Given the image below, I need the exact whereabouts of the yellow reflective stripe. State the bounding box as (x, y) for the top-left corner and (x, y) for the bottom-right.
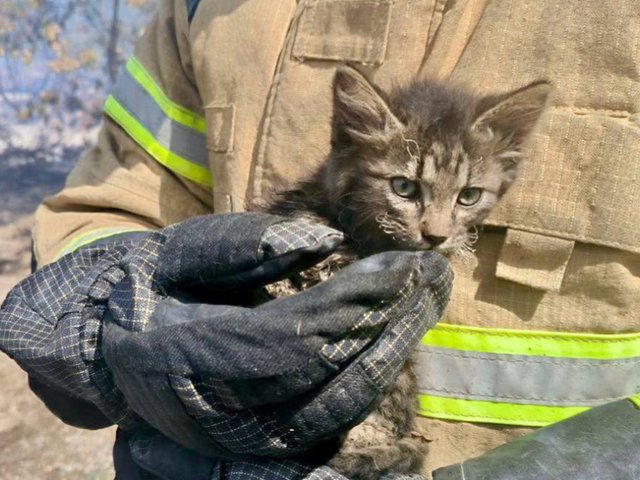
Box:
(417, 394), (589, 427)
(54, 227), (148, 260)
(422, 322), (640, 360)
(105, 95), (212, 187)
(419, 324), (640, 426)
(126, 57), (206, 133)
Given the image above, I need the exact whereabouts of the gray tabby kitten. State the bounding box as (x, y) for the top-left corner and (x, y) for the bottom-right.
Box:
(263, 66), (551, 479)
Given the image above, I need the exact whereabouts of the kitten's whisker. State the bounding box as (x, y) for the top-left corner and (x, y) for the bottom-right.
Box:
(466, 226), (479, 245)
(461, 240), (477, 254)
(375, 212), (412, 244)
(452, 247), (476, 267)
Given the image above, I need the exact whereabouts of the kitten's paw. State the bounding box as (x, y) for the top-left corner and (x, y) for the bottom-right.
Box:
(329, 436), (428, 480)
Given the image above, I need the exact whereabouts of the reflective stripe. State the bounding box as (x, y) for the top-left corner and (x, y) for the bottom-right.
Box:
(125, 57), (206, 134)
(105, 57), (211, 187)
(417, 323), (640, 426)
(422, 322), (640, 360)
(416, 345), (640, 407)
(54, 227), (148, 260)
(417, 395), (590, 427)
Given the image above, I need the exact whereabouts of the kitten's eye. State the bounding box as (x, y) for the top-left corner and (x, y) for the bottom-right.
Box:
(391, 177), (419, 198)
(457, 187), (482, 206)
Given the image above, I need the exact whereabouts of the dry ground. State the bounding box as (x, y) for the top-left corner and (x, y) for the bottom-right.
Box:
(0, 215), (116, 480)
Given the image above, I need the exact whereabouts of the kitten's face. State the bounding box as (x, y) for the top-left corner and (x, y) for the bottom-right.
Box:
(340, 133), (506, 255)
(326, 67), (550, 257)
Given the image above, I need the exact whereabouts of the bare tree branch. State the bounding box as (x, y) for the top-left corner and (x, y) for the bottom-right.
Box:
(106, 0), (121, 85)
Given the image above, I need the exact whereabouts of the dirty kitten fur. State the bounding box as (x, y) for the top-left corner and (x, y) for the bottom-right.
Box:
(262, 66), (550, 479)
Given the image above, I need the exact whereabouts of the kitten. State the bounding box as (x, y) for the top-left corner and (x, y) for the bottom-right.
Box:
(262, 66), (551, 479)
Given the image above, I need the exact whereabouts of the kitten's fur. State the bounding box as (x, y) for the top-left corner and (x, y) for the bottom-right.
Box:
(262, 66), (550, 479)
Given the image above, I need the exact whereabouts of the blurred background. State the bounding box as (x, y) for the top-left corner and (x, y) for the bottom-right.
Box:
(0, 1), (154, 478)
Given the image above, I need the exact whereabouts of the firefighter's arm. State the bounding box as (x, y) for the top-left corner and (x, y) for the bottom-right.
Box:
(33, 0), (210, 266)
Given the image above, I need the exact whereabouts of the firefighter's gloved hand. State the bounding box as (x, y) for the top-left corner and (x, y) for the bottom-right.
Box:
(128, 427), (425, 480)
(0, 213), (452, 462)
(104, 223), (452, 460)
(0, 213), (342, 429)
(433, 399), (640, 480)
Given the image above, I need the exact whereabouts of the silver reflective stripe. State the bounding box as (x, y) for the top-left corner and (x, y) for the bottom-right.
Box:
(111, 68), (208, 169)
(416, 345), (640, 407)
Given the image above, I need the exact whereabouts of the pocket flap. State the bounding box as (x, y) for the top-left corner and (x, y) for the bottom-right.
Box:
(496, 229), (575, 292)
(486, 112), (640, 254)
(292, 0), (393, 64)
(204, 104), (235, 153)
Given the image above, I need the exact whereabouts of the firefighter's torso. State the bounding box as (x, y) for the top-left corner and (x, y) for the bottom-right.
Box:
(109, 0), (640, 474)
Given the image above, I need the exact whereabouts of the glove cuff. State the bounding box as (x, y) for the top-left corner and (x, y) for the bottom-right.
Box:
(0, 234), (153, 429)
(154, 214), (343, 291)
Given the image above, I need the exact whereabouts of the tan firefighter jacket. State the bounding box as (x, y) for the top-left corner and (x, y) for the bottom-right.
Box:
(33, 0), (640, 476)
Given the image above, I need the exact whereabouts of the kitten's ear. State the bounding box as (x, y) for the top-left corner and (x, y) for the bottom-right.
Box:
(472, 80), (552, 157)
(332, 65), (402, 146)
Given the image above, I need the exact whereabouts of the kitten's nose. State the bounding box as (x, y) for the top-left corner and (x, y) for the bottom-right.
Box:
(423, 235), (448, 247)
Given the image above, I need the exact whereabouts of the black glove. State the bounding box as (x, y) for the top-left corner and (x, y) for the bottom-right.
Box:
(0, 213), (452, 463)
(433, 399), (640, 480)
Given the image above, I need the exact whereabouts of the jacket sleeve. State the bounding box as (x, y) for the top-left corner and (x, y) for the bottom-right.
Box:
(33, 0), (213, 266)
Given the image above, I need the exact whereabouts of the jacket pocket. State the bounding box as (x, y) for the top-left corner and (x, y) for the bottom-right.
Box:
(487, 111), (640, 255)
(292, 0), (393, 65)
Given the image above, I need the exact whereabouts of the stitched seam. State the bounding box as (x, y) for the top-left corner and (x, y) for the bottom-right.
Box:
(417, 406), (583, 423)
(482, 221), (640, 252)
(431, 326), (640, 344)
(422, 386), (629, 404)
(302, 0), (393, 5)
(552, 105), (635, 117)
(253, 2), (306, 199)
(423, 349), (640, 366)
